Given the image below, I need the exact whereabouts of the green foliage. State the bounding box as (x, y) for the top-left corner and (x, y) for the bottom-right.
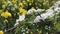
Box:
(0, 0), (60, 34)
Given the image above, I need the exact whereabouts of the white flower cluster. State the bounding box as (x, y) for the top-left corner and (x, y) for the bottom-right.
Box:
(27, 8), (44, 14)
(14, 15), (25, 26)
(54, 1), (60, 14)
(34, 9), (54, 23)
(21, 27), (29, 34)
(34, 1), (60, 23)
(14, 8), (44, 26)
(14, 1), (60, 26)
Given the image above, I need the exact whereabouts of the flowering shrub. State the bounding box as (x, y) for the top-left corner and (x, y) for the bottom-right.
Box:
(0, 0), (60, 34)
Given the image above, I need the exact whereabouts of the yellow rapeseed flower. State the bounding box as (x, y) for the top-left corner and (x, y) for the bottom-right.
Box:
(30, 32), (33, 34)
(2, 5), (6, 8)
(2, 1), (6, 5)
(23, 1), (25, 3)
(11, 0), (16, 3)
(19, 2), (23, 6)
(14, 4), (17, 8)
(27, 0), (33, 2)
(2, 1), (6, 8)
(1, 10), (12, 18)
(22, 10), (27, 15)
(38, 30), (42, 34)
(23, 1), (26, 4)
(27, 0), (30, 2)
(19, 8), (27, 15)
(43, 2), (46, 5)
(0, 30), (4, 34)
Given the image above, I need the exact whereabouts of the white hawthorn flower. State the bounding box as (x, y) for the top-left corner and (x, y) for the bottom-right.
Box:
(46, 9), (54, 17)
(36, 9), (43, 12)
(14, 19), (19, 26)
(21, 29), (25, 32)
(34, 16), (41, 23)
(14, 15), (25, 26)
(34, 13), (48, 23)
(19, 15), (25, 21)
(47, 13), (54, 17)
(41, 13), (48, 19)
(27, 8), (36, 14)
(54, 7), (60, 13)
(23, 33), (25, 34)
(40, 12), (54, 20)
(54, 1), (60, 7)
(27, 9), (32, 14)
(46, 9), (54, 13)
(7, 1), (11, 4)
(26, 31), (29, 33)
(34, 16), (40, 23)
(53, 1), (60, 14)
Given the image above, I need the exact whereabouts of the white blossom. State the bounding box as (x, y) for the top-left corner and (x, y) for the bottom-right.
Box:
(21, 29), (25, 32)
(15, 1), (60, 24)
(36, 9), (43, 12)
(54, 1), (60, 7)
(54, 7), (60, 13)
(34, 16), (43, 23)
(27, 8), (36, 14)
(46, 9), (54, 13)
(23, 33), (25, 34)
(26, 31), (29, 33)
(27, 9), (32, 14)
(34, 12), (54, 23)
(41, 13), (48, 19)
(22, 28), (24, 30)
(53, 1), (60, 15)
(45, 25), (48, 30)
(46, 9), (54, 17)
(26, 28), (28, 29)
(34, 9), (54, 23)
(27, 8), (45, 14)
(7, 1), (11, 4)
(14, 19), (19, 26)
(15, 15), (25, 23)
(14, 15), (25, 26)
(19, 15), (25, 21)
(48, 13), (54, 17)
